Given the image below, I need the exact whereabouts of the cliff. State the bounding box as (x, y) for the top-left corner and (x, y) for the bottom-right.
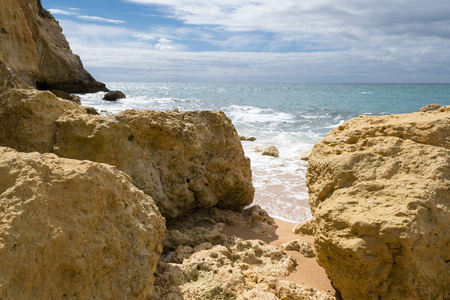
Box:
(0, 0), (107, 93)
(307, 105), (450, 299)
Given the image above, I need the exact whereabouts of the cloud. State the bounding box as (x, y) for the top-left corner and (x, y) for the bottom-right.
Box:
(49, 7), (125, 24)
(48, 9), (78, 16)
(52, 1), (450, 83)
(155, 37), (185, 51)
(57, 20), (450, 83)
(76, 15), (125, 24)
(125, 0), (450, 50)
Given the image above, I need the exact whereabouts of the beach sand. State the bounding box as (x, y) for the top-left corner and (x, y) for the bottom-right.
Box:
(225, 218), (336, 297)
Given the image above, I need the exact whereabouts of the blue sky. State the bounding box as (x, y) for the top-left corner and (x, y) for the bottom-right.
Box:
(42, 0), (450, 83)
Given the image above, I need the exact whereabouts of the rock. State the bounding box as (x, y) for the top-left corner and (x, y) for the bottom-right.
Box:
(240, 135), (256, 141)
(103, 90), (126, 101)
(154, 208), (333, 300)
(0, 147), (165, 299)
(252, 145), (280, 157)
(0, 60), (30, 92)
(281, 240), (316, 258)
(51, 89), (81, 104)
(307, 106), (450, 299)
(0, 0), (107, 92)
(417, 103), (441, 112)
(292, 219), (314, 235)
(0, 87), (254, 219)
(53, 109), (254, 218)
(0, 88), (83, 153)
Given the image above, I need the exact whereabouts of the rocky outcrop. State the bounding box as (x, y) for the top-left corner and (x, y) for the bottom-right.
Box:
(0, 147), (165, 299)
(307, 106), (450, 299)
(54, 109), (254, 218)
(0, 91), (254, 218)
(0, 0), (107, 93)
(155, 207), (334, 300)
(103, 90), (126, 101)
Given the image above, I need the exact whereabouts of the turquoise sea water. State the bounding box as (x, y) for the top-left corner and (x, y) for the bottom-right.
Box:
(78, 83), (450, 222)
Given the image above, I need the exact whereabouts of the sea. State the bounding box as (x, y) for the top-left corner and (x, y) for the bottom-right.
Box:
(77, 83), (450, 223)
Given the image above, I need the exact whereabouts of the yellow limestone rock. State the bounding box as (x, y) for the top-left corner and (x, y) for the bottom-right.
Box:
(0, 147), (165, 299)
(0, 85), (254, 219)
(0, 88), (86, 153)
(155, 208), (334, 300)
(54, 109), (254, 218)
(307, 106), (450, 299)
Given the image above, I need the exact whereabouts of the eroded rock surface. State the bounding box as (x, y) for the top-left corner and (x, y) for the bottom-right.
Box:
(0, 89), (82, 153)
(307, 106), (450, 299)
(0, 147), (165, 299)
(0, 84), (254, 219)
(281, 240), (316, 258)
(54, 109), (254, 218)
(0, 0), (107, 92)
(252, 145), (280, 157)
(155, 207), (334, 300)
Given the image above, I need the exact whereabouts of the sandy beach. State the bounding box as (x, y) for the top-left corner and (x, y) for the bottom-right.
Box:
(225, 217), (336, 297)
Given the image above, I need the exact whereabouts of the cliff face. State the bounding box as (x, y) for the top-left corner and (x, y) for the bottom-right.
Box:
(307, 106), (450, 299)
(0, 0), (107, 93)
(0, 147), (165, 299)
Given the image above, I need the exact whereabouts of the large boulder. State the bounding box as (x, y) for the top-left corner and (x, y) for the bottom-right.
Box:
(0, 147), (165, 299)
(54, 109), (254, 218)
(0, 0), (107, 92)
(306, 106), (450, 299)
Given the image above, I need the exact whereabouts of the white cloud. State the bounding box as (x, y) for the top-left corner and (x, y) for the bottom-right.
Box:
(77, 15), (125, 24)
(125, 0), (450, 50)
(49, 7), (125, 24)
(48, 9), (78, 16)
(155, 37), (185, 51)
(59, 18), (450, 83)
(53, 1), (450, 83)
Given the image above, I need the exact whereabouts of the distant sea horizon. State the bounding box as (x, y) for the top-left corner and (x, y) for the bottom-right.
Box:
(78, 82), (450, 222)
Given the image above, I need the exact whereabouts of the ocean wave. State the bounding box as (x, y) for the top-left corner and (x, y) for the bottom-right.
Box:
(223, 105), (296, 124)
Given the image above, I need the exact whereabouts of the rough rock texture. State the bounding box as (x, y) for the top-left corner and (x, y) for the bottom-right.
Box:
(0, 61), (31, 92)
(0, 88), (85, 153)
(0, 0), (107, 92)
(281, 240), (316, 258)
(307, 106), (450, 299)
(54, 109), (254, 218)
(103, 90), (126, 101)
(155, 207), (334, 300)
(51, 89), (81, 104)
(0, 86), (254, 219)
(292, 219), (314, 235)
(252, 145), (280, 157)
(0, 147), (165, 299)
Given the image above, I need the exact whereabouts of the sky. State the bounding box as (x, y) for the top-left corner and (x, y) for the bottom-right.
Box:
(42, 0), (450, 83)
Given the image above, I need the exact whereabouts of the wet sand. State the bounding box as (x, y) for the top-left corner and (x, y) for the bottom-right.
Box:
(225, 218), (336, 297)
